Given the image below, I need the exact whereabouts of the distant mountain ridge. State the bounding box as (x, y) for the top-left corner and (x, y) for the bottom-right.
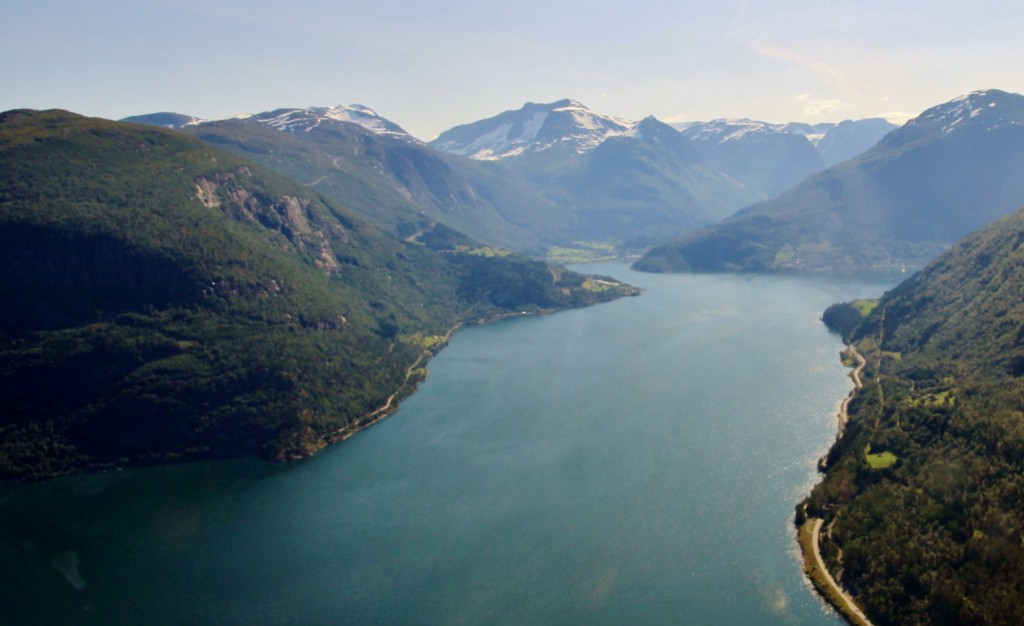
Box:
(674, 117), (897, 167)
(637, 89), (1024, 273)
(677, 118), (827, 199)
(124, 99), (898, 256)
(126, 104), (417, 141)
(814, 118), (898, 165)
(531, 114), (759, 245)
(242, 104), (418, 141)
(428, 99), (766, 247)
(130, 100), (763, 252)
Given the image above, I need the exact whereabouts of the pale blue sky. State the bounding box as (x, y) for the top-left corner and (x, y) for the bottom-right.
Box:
(5, 0), (1024, 139)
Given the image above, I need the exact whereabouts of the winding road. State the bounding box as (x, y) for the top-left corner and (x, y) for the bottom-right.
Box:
(808, 518), (875, 626)
(805, 342), (875, 626)
(837, 344), (866, 430)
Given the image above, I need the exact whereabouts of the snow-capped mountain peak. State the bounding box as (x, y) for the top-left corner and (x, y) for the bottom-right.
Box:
(676, 116), (896, 167)
(678, 118), (796, 144)
(236, 105), (417, 141)
(910, 89), (1024, 135)
(430, 99), (639, 160)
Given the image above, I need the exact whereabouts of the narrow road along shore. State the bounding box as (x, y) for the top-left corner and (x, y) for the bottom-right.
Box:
(801, 341), (874, 626)
(806, 518), (875, 626)
(837, 344), (867, 430)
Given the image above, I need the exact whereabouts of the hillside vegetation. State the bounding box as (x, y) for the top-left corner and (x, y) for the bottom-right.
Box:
(0, 110), (637, 480)
(185, 118), (574, 255)
(803, 207), (1024, 625)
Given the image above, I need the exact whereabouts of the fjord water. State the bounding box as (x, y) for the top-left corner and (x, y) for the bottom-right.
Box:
(0, 266), (896, 625)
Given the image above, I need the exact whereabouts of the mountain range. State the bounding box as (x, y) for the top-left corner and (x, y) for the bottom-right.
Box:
(124, 104), (414, 140)
(128, 99), (896, 256)
(676, 117), (896, 198)
(430, 99), (764, 248)
(637, 89), (1024, 273)
(127, 106), (569, 254)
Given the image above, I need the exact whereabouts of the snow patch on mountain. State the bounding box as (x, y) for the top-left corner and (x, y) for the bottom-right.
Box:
(453, 122), (516, 160)
(431, 99), (639, 160)
(233, 105), (418, 141)
(680, 119), (791, 144)
(677, 118), (833, 146)
(912, 89), (1023, 135)
(677, 117), (896, 166)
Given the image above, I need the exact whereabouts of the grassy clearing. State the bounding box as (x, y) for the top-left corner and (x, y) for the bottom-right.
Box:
(463, 246), (511, 257)
(773, 244), (797, 267)
(581, 278), (621, 293)
(546, 241), (618, 264)
(852, 299), (880, 316)
(909, 389), (956, 409)
(399, 333), (447, 351)
(865, 446), (899, 469)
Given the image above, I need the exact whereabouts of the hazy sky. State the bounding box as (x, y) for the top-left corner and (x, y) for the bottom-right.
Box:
(5, 0), (1024, 140)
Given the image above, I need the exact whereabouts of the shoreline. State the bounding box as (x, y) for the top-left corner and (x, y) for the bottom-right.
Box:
(316, 318), (468, 450)
(837, 344), (866, 431)
(310, 302), (603, 456)
(798, 342), (874, 626)
(797, 515), (874, 626)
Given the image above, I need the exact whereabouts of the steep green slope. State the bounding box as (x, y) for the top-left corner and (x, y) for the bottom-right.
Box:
(637, 89), (1024, 273)
(802, 207), (1024, 625)
(0, 110), (637, 480)
(182, 118), (574, 254)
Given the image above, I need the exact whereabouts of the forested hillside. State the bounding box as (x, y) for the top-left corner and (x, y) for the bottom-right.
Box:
(804, 206), (1024, 625)
(0, 110), (637, 480)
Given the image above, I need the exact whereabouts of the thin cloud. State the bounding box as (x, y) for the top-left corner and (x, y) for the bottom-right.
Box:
(794, 93), (846, 116)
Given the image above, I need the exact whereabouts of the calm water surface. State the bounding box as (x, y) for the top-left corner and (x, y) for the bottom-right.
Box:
(0, 265), (897, 625)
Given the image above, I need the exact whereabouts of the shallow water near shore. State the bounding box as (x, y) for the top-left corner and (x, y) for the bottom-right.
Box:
(0, 264), (897, 625)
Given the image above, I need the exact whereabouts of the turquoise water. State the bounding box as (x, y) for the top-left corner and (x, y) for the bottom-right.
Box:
(0, 266), (896, 625)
